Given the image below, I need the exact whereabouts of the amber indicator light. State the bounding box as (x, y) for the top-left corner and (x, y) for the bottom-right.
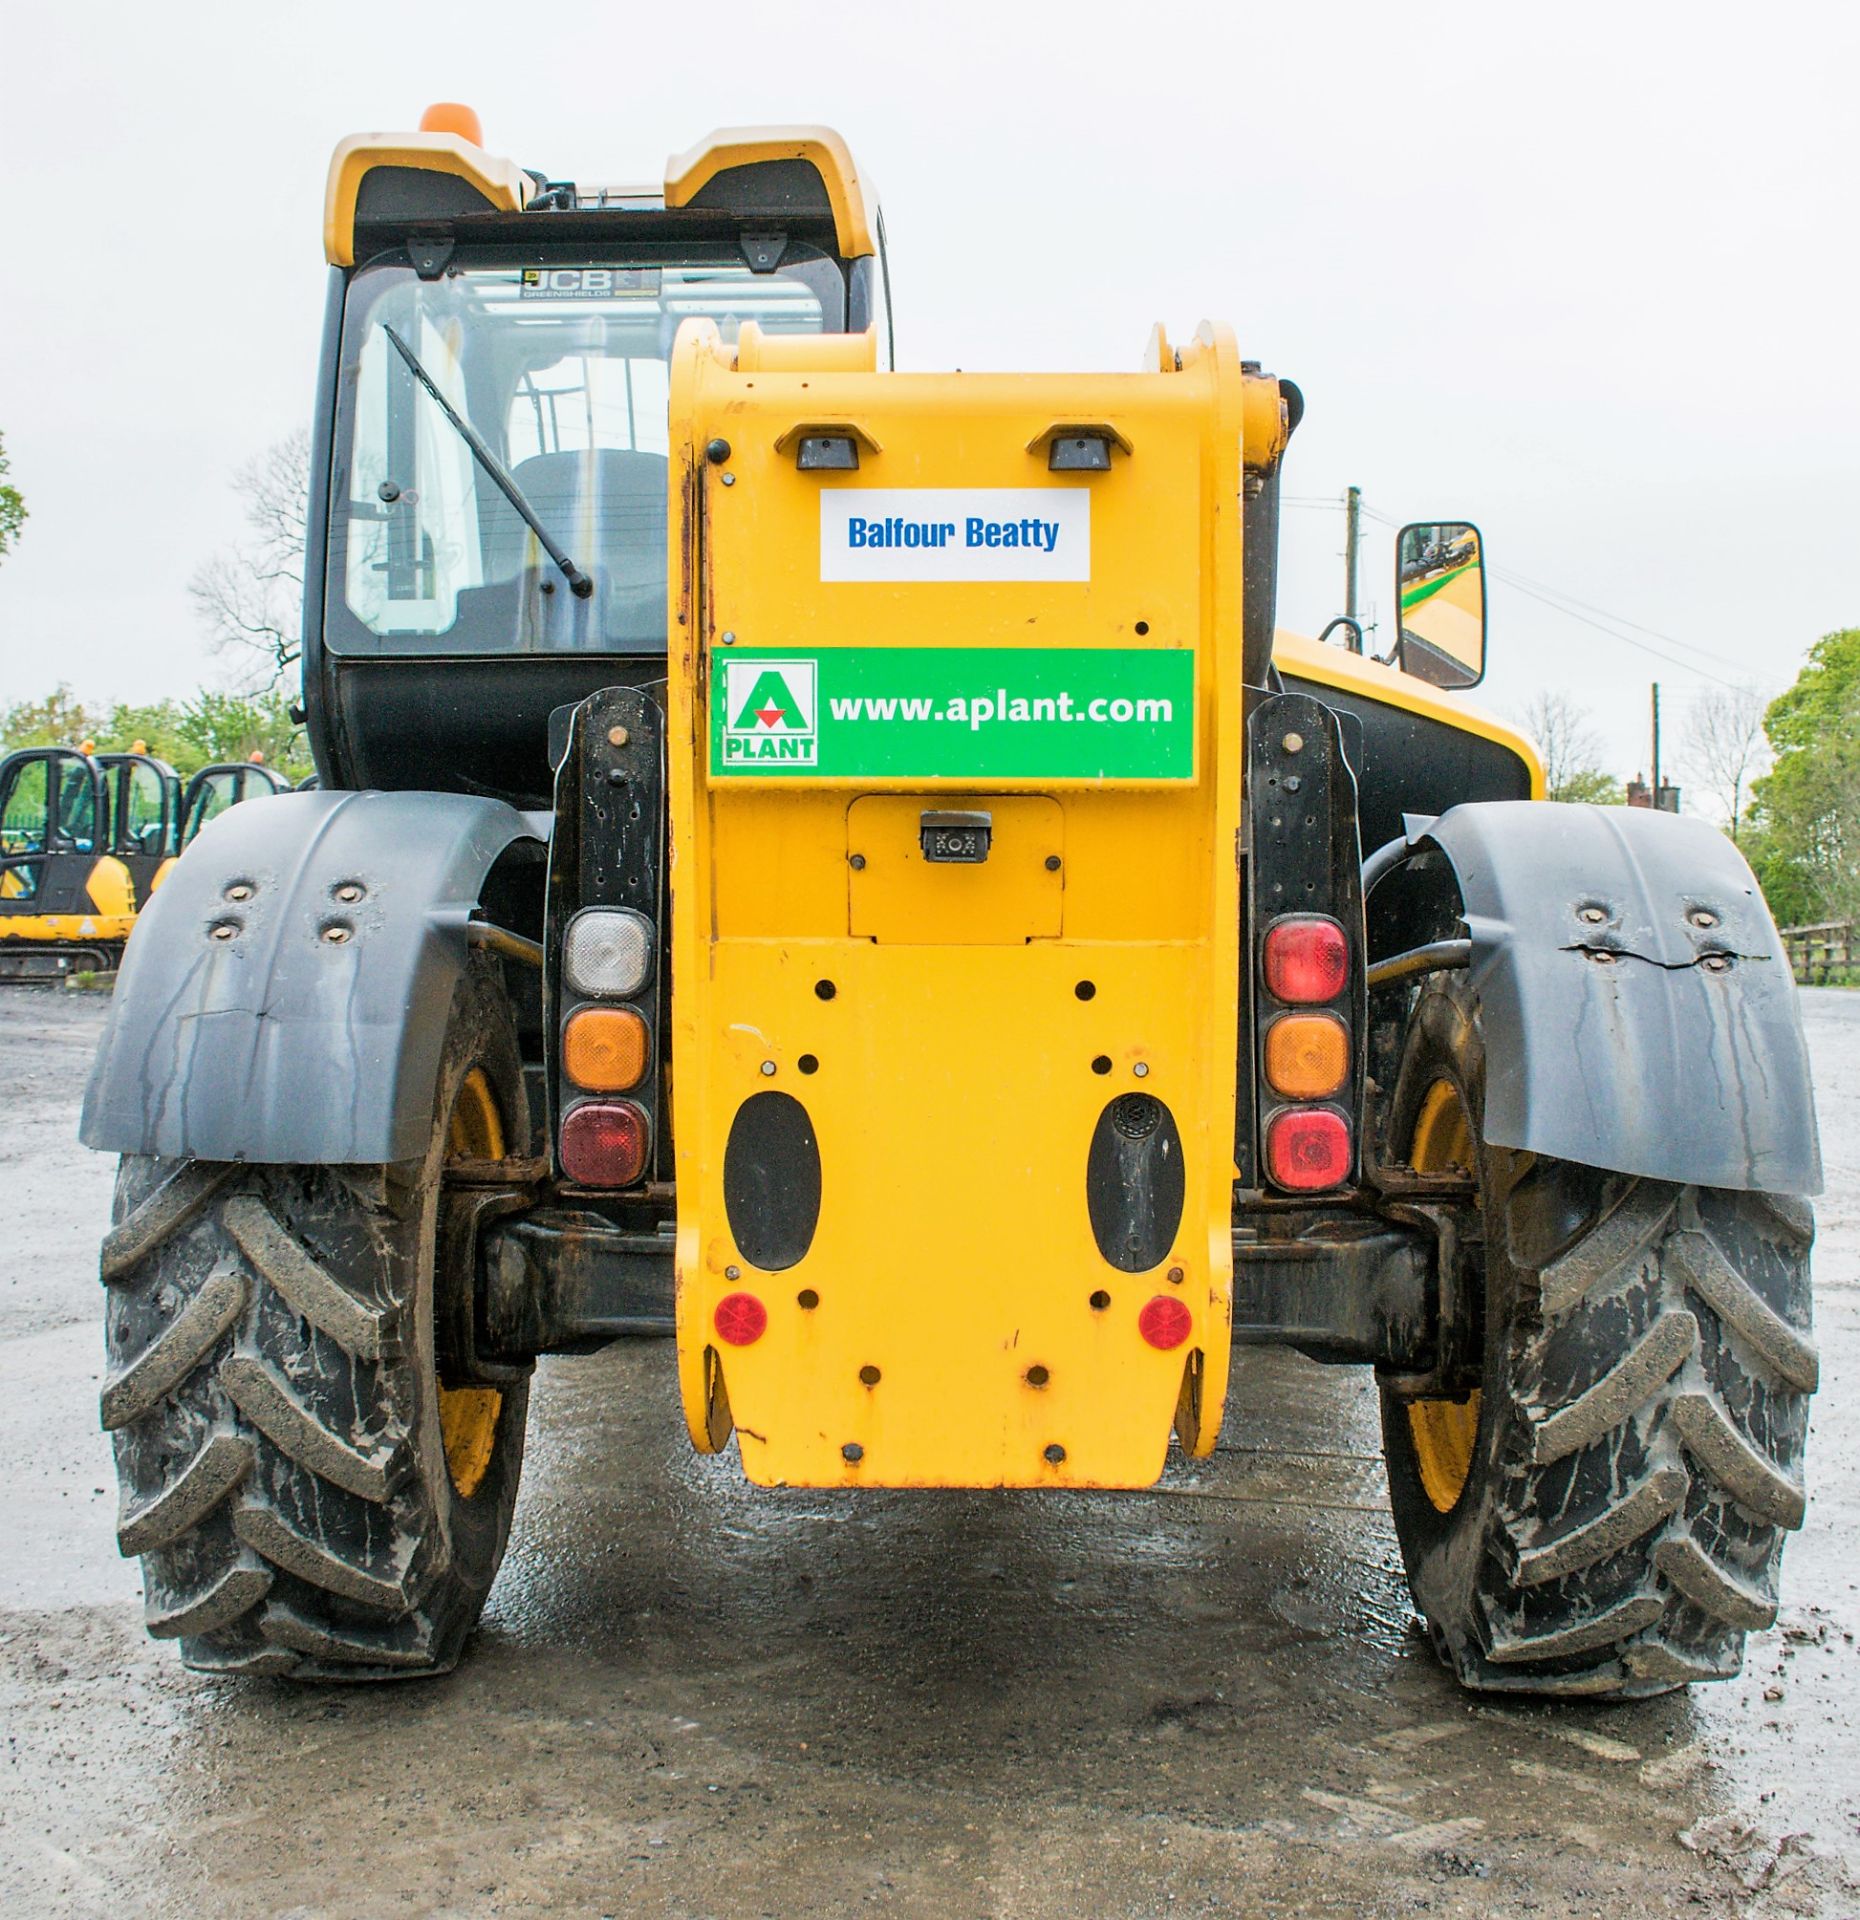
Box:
(1264, 1012), (1349, 1099)
(563, 1006), (650, 1091)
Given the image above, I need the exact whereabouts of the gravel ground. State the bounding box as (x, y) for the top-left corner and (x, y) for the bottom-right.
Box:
(2, 985), (1856, 1917)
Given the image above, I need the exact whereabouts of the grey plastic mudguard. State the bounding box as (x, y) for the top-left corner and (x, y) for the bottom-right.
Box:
(1417, 801), (1821, 1195)
(81, 790), (541, 1165)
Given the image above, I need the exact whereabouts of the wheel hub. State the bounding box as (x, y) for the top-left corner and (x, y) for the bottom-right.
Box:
(1406, 1077), (1481, 1513)
(441, 1068), (505, 1499)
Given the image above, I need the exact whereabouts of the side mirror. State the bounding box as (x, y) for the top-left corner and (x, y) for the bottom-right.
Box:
(1395, 521), (1486, 689)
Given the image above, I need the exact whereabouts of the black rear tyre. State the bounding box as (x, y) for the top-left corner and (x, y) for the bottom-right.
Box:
(1379, 978), (1816, 1698)
(101, 957), (529, 1679)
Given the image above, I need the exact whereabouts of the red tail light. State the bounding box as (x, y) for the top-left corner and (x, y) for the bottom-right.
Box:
(1138, 1295), (1193, 1351)
(713, 1292), (768, 1346)
(559, 1099), (650, 1186)
(1263, 914), (1348, 1003)
(1266, 1106), (1352, 1191)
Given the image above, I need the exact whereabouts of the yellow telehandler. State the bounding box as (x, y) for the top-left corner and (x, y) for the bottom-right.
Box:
(83, 108), (1818, 1697)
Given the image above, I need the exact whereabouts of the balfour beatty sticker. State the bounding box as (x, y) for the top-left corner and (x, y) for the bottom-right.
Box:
(819, 489), (1090, 582)
(711, 646), (1192, 779)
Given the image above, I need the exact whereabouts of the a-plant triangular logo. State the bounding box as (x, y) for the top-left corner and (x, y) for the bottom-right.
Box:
(719, 657), (819, 766)
(731, 668), (808, 731)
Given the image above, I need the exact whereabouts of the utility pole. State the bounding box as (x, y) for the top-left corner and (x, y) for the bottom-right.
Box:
(1649, 683), (1680, 811)
(1343, 485), (1361, 621)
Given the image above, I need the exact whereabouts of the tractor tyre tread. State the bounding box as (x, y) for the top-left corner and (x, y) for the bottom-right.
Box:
(102, 956), (528, 1681)
(1381, 977), (1815, 1700)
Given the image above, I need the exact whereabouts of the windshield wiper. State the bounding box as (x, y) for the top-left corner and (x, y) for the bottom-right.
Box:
(380, 324), (593, 599)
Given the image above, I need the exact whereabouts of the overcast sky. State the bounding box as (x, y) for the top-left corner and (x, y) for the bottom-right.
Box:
(2, 0), (1854, 793)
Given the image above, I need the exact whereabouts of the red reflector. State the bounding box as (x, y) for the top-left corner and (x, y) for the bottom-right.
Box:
(559, 1100), (649, 1187)
(1137, 1295), (1193, 1350)
(1266, 1106), (1352, 1191)
(713, 1292), (768, 1346)
(1263, 914), (1348, 1003)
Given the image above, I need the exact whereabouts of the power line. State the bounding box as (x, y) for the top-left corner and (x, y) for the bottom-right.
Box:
(1351, 500), (1752, 688)
(1485, 563), (1751, 672)
(1485, 575), (1746, 692)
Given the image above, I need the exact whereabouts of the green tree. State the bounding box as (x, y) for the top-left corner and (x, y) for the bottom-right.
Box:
(1745, 629), (1860, 927)
(174, 688), (312, 781)
(0, 684), (100, 749)
(94, 699), (192, 770)
(1555, 766), (1625, 805)
(1, 685), (311, 782)
(0, 431), (26, 562)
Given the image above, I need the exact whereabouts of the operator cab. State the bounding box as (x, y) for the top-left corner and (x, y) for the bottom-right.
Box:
(177, 760), (290, 846)
(0, 746), (105, 910)
(306, 111), (891, 804)
(93, 750), (181, 905)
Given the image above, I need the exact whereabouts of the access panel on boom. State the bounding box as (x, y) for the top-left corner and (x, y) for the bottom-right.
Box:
(667, 317), (1292, 1487)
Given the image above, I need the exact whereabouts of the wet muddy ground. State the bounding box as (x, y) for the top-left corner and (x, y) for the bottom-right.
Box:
(2, 987), (1858, 1917)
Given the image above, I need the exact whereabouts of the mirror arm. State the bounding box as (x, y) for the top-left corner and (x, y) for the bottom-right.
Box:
(1316, 615), (1366, 655)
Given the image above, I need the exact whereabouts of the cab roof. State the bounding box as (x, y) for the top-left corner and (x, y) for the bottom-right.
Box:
(325, 117), (876, 268)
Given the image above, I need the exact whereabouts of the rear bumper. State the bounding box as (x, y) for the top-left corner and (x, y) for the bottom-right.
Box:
(477, 1202), (1437, 1372)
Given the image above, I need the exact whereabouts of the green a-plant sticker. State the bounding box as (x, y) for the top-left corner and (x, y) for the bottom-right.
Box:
(718, 657), (819, 766)
(710, 646), (1195, 780)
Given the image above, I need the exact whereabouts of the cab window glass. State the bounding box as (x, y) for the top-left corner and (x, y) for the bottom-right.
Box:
(0, 759), (50, 898)
(56, 763), (96, 848)
(1, 759), (49, 856)
(117, 763), (169, 855)
(329, 258), (834, 657)
(183, 771), (239, 846)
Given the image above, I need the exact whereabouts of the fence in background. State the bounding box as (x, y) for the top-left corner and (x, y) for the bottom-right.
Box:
(1780, 920), (1855, 985)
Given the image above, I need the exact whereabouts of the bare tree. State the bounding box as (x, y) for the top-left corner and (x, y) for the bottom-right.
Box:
(1517, 689), (1622, 803)
(190, 430), (309, 691)
(1679, 686), (1771, 841)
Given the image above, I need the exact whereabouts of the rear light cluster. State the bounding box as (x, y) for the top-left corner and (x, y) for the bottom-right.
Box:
(559, 907), (654, 1187)
(1260, 915), (1354, 1191)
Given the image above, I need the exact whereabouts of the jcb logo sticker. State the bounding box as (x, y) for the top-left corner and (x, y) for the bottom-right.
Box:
(517, 267), (660, 299)
(718, 657), (819, 766)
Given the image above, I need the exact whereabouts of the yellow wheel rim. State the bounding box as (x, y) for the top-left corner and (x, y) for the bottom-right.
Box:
(440, 1068), (504, 1500)
(1405, 1078), (1481, 1513)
